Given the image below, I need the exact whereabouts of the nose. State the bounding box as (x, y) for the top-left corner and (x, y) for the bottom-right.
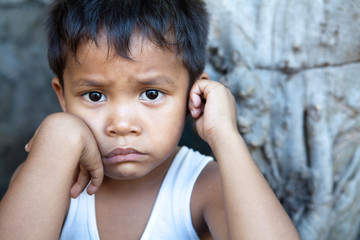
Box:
(105, 104), (142, 137)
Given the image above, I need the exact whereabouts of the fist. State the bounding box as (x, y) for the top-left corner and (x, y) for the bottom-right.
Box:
(188, 77), (238, 145)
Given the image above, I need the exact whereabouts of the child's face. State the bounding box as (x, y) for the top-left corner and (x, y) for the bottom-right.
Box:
(53, 35), (190, 180)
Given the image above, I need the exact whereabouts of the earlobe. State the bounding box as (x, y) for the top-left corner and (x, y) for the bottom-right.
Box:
(199, 72), (210, 80)
(52, 77), (67, 112)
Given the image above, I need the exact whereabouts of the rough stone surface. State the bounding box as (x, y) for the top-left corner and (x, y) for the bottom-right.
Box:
(1, 0), (360, 239)
(205, 0), (360, 239)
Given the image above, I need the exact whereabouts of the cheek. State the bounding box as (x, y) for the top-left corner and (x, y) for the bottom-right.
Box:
(149, 102), (187, 140)
(79, 114), (104, 138)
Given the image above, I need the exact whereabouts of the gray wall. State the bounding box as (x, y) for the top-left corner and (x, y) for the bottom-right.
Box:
(205, 1), (360, 239)
(0, 0), (60, 197)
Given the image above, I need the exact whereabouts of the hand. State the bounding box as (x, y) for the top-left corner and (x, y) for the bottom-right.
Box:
(25, 112), (104, 198)
(188, 78), (238, 146)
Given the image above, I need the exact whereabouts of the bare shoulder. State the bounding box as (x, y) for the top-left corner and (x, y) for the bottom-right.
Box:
(191, 161), (227, 239)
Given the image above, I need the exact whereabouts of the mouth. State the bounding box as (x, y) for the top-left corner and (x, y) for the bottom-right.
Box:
(103, 147), (146, 163)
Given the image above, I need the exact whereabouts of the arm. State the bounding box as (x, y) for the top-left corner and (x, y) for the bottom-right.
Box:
(189, 78), (301, 240)
(0, 113), (103, 239)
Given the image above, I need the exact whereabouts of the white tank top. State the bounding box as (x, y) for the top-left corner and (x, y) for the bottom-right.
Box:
(60, 146), (213, 239)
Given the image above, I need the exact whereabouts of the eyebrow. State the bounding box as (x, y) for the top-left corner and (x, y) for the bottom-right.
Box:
(71, 78), (113, 88)
(135, 76), (176, 87)
(70, 75), (177, 89)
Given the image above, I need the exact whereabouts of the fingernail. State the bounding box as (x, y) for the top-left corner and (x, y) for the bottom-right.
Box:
(25, 144), (28, 151)
(87, 185), (95, 195)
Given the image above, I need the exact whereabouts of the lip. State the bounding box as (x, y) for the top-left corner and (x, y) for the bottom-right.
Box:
(103, 147), (145, 163)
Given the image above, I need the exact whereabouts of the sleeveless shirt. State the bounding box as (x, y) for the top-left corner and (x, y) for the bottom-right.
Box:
(60, 146), (213, 239)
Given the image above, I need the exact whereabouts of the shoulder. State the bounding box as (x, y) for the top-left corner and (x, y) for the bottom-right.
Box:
(191, 161), (223, 215)
(191, 160), (227, 239)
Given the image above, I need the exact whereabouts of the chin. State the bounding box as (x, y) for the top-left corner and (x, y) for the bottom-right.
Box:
(104, 172), (141, 180)
(104, 167), (149, 180)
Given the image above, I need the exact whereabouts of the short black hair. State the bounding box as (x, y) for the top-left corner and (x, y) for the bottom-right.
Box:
(46, 0), (209, 86)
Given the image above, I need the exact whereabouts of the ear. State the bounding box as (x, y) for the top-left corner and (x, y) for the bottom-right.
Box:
(52, 77), (67, 112)
(198, 72), (210, 80)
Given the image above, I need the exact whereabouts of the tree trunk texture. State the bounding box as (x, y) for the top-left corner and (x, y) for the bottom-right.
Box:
(205, 0), (360, 239)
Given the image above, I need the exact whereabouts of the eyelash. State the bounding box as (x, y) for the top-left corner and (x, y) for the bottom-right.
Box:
(82, 90), (164, 103)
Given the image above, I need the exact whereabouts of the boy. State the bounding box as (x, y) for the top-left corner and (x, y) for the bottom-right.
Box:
(0, 0), (301, 239)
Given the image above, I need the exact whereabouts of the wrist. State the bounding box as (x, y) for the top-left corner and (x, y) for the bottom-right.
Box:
(207, 128), (243, 152)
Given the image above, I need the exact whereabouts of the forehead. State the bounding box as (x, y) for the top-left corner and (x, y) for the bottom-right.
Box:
(63, 34), (190, 86)
(71, 31), (183, 64)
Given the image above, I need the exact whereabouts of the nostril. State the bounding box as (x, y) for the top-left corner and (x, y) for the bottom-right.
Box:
(130, 130), (139, 135)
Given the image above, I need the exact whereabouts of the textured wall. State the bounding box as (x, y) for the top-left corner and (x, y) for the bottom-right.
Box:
(1, 0), (360, 239)
(205, 0), (360, 239)
(0, 0), (60, 198)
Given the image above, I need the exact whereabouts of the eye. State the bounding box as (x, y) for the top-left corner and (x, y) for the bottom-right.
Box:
(83, 91), (107, 102)
(139, 90), (163, 101)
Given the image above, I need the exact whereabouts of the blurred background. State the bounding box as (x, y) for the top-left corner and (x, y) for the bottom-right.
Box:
(1, 0), (360, 239)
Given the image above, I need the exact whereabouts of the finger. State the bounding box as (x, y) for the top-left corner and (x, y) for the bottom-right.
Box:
(25, 127), (41, 152)
(188, 98), (202, 119)
(189, 102), (202, 119)
(71, 164), (80, 186)
(189, 81), (207, 119)
(86, 166), (104, 195)
(25, 136), (34, 153)
(70, 166), (90, 198)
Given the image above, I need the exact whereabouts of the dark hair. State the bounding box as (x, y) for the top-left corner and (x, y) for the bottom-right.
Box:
(46, 0), (209, 86)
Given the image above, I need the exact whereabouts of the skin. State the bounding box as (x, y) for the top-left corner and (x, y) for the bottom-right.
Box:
(0, 34), (301, 239)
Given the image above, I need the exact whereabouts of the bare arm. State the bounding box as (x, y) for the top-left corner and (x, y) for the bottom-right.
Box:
(189, 78), (301, 240)
(0, 113), (103, 239)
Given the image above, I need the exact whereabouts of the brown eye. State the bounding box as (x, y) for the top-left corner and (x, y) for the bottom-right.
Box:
(146, 90), (159, 100)
(140, 90), (163, 101)
(85, 92), (106, 102)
